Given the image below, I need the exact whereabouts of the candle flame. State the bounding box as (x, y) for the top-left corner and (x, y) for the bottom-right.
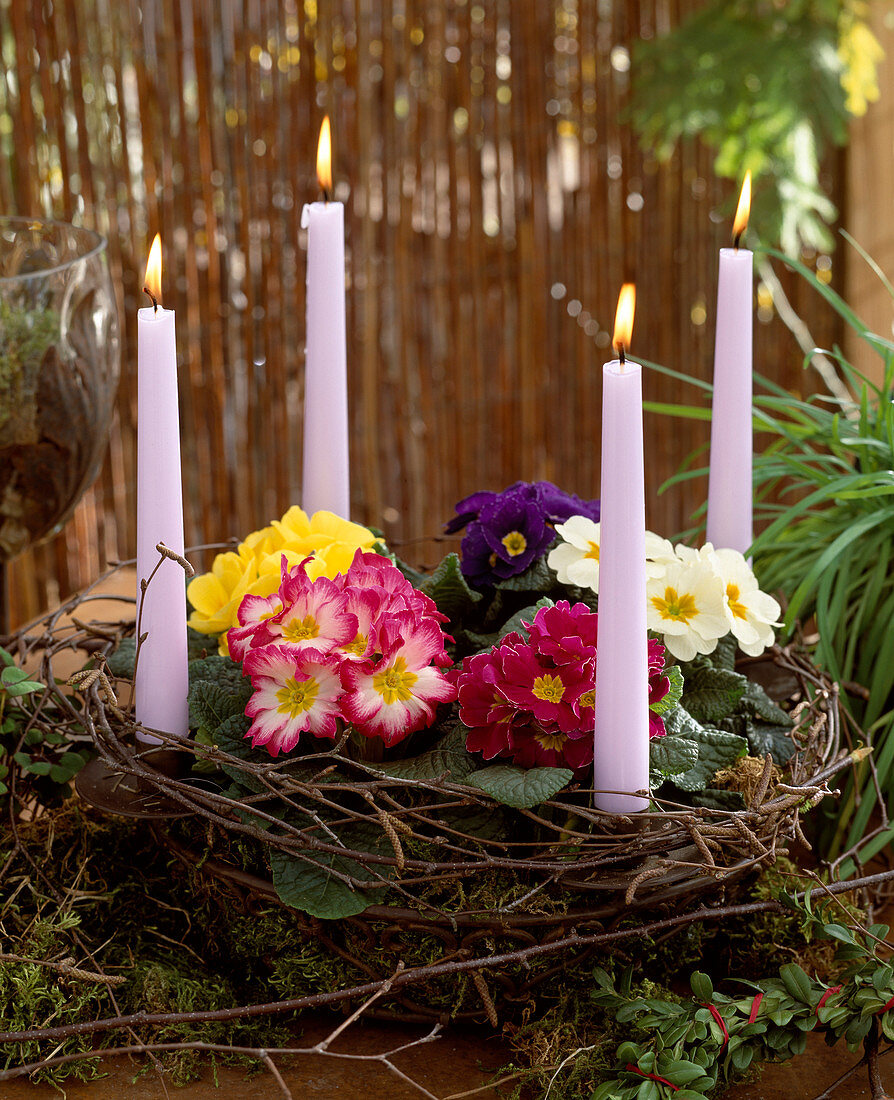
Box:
(733, 171), (752, 241)
(144, 234), (163, 303)
(612, 283), (636, 355)
(316, 116), (332, 195)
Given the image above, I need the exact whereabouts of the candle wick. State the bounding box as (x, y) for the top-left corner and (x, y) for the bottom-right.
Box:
(321, 186), (331, 204)
(618, 345), (626, 368)
(143, 285), (159, 313)
(733, 230), (742, 251)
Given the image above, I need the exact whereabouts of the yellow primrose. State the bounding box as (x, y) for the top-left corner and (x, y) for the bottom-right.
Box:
(187, 507), (380, 654)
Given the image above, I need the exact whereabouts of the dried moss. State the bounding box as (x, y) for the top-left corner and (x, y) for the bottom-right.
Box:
(0, 805), (851, 1090)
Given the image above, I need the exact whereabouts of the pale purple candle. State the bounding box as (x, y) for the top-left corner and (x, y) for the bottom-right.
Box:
(706, 173), (753, 553)
(301, 116), (350, 519)
(593, 286), (650, 814)
(135, 235), (189, 743)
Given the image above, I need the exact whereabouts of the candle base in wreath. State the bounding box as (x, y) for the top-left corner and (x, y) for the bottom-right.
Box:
(75, 749), (194, 819)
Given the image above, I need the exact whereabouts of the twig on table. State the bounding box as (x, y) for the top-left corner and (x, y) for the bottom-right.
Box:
(313, 962), (407, 1052)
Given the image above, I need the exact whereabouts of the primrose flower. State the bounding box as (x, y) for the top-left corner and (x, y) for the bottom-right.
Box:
(446, 481), (600, 587)
(457, 600), (670, 771)
(229, 560), (357, 662)
(646, 559), (729, 662)
(340, 615), (457, 745)
(547, 517), (601, 591)
(187, 507), (378, 652)
(242, 645), (344, 756)
(232, 552), (456, 755)
(712, 548), (782, 657)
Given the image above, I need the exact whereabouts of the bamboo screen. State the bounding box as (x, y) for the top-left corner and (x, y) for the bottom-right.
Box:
(0, 0), (842, 626)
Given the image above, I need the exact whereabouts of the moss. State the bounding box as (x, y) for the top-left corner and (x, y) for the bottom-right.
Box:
(0, 804), (851, 1090)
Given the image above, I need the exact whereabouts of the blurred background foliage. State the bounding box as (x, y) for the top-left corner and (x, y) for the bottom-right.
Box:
(0, 0), (890, 627)
(630, 0), (886, 254)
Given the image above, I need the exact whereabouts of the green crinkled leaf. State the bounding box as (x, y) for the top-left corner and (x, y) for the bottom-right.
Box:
(745, 720), (797, 765)
(393, 557), (429, 589)
(419, 552), (483, 619)
(188, 654), (247, 694)
(496, 598), (554, 642)
(376, 722), (477, 782)
(663, 708), (748, 793)
(493, 555), (556, 593)
(691, 787), (746, 811)
(680, 665), (747, 724)
(740, 679), (793, 725)
(649, 730), (699, 778)
(213, 711), (253, 753)
(465, 764), (572, 808)
(106, 637), (136, 678)
(712, 633), (738, 671)
(270, 823), (393, 919)
(437, 804), (511, 843)
(187, 627), (216, 660)
(459, 628), (500, 652)
(188, 680), (252, 734)
(651, 664), (684, 716)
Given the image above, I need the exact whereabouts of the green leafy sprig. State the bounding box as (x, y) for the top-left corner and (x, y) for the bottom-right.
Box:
(0, 646), (87, 798)
(590, 893), (894, 1099)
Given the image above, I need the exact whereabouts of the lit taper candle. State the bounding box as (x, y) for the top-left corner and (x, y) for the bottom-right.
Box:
(593, 285), (650, 813)
(300, 116), (350, 518)
(135, 234), (189, 742)
(706, 173), (753, 554)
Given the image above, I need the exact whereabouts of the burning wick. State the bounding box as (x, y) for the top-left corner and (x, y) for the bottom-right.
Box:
(142, 285), (158, 313)
(317, 115), (333, 206)
(612, 282), (636, 370)
(732, 171), (752, 252)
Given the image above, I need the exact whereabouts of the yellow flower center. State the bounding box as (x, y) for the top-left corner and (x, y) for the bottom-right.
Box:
(578, 689), (595, 709)
(535, 730), (567, 752)
(501, 530), (528, 557)
(280, 615), (320, 643)
(372, 656), (418, 705)
(275, 676), (320, 717)
(342, 632), (368, 657)
(584, 541), (599, 561)
(726, 582), (748, 621)
(532, 673), (565, 704)
(651, 586), (700, 624)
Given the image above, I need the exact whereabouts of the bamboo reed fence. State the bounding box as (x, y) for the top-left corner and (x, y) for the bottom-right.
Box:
(0, 0), (843, 627)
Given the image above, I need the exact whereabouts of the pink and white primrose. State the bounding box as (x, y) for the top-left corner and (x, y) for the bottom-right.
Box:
(340, 613), (457, 746)
(232, 552), (456, 755)
(242, 645), (343, 756)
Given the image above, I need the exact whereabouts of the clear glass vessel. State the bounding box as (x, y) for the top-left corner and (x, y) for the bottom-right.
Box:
(0, 217), (120, 560)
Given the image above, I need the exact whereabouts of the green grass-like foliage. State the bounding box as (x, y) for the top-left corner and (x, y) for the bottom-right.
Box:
(645, 244), (894, 861)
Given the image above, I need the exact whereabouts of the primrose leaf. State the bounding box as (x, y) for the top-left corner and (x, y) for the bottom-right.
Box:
(376, 722), (477, 783)
(650, 729), (699, 778)
(680, 665), (747, 724)
(418, 553), (483, 620)
(270, 823), (394, 919)
(465, 764), (572, 808)
(740, 679), (793, 725)
(664, 708), (748, 792)
(652, 664), (685, 717)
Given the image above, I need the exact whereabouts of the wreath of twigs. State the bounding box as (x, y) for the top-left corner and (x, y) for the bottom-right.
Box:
(3, 554), (864, 1024)
(3, 554), (894, 1094)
